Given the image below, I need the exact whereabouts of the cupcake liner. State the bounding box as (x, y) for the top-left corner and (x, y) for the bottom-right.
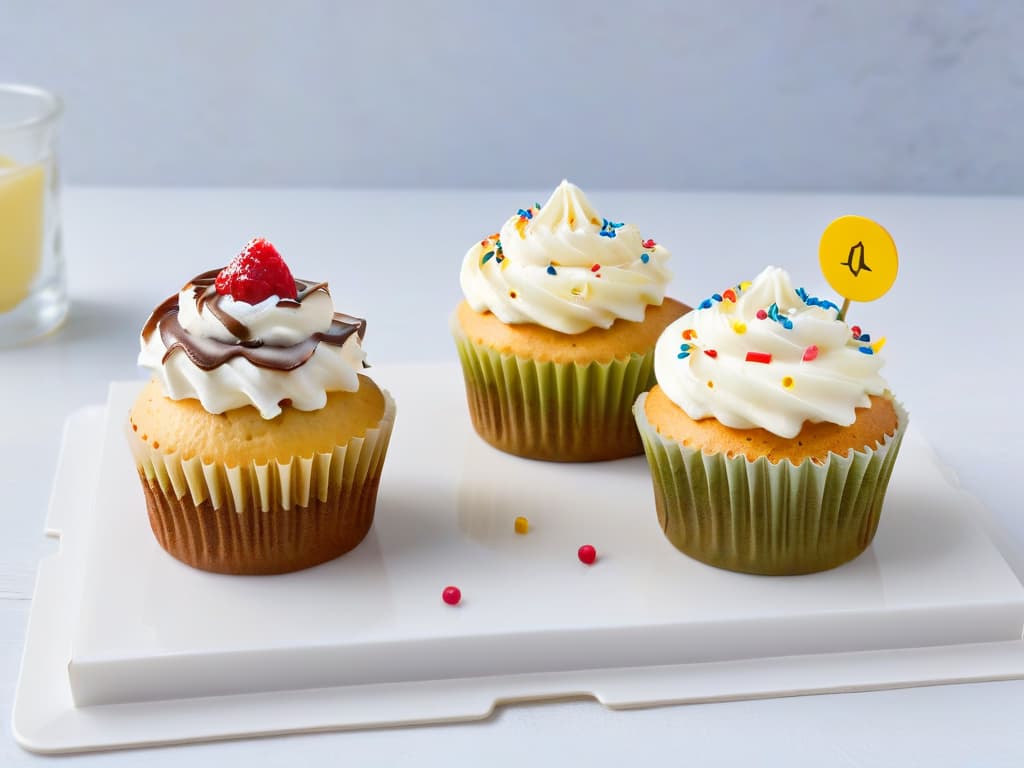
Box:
(453, 326), (654, 462)
(128, 391), (396, 574)
(633, 393), (908, 575)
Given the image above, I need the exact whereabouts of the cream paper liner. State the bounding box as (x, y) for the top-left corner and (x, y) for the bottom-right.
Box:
(453, 326), (655, 462)
(128, 391), (396, 515)
(633, 393), (908, 575)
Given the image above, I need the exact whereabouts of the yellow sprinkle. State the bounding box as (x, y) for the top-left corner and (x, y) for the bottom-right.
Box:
(707, 380), (714, 389)
(514, 516), (529, 534)
(501, 257), (510, 270)
(739, 281), (752, 291)
(732, 321), (747, 334)
(782, 376), (794, 389)
(872, 337), (887, 353)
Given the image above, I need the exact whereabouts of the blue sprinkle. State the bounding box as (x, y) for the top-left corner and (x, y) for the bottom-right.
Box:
(496, 255), (504, 263)
(598, 230), (616, 238)
(679, 343), (691, 351)
(640, 253), (650, 263)
(546, 265), (557, 275)
(859, 346), (873, 355)
(712, 293), (722, 302)
(782, 318), (793, 330)
(796, 287), (808, 301)
(481, 251), (494, 264)
(699, 299), (713, 309)
(858, 333), (871, 343)
(677, 351), (690, 359)
(517, 208), (533, 219)
(768, 302), (780, 321)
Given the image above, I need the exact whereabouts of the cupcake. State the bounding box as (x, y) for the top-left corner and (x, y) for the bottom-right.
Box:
(633, 266), (906, 575)
(453, 180), (689, 462)
(129, 238), (396, 575)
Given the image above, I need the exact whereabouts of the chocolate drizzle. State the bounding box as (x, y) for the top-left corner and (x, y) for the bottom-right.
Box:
(140, 271), (367, 372)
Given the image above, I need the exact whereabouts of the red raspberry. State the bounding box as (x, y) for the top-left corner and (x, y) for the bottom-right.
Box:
(215, 238), (298, 304)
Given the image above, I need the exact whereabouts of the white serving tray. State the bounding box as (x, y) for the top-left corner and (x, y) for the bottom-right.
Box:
(13, 363), (1024, 754)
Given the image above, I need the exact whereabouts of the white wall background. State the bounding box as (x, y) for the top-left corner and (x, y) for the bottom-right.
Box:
(3, 0), (1023, 193)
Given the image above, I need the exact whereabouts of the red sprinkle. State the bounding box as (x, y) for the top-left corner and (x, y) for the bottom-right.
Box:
(802, 345), (819, 362)
(851, 325), (862, 338)
(704, 349), (718, 358)
(577, 545), (597, 565)
(745, 351), (772, 364)
(756, 309), (768, 320)
(722, 289), (737, 302)
(442, 586), (461, 605)
(642, 239), (656, 248)
(591, 263), (601, 272)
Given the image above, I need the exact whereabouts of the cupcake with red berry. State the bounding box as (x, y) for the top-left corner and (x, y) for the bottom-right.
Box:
(128, 238), (396, 575)
(454, 180), (689, 462)
(633, 266), (906, 575)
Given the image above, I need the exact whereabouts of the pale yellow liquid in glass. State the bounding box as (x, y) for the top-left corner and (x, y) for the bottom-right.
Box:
(0, 155), (45, 313)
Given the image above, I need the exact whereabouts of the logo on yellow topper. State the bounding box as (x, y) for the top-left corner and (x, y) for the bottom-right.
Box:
(818, 215), (898, 303)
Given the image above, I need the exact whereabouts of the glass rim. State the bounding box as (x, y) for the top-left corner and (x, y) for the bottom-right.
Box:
(0, 83), (63, 134)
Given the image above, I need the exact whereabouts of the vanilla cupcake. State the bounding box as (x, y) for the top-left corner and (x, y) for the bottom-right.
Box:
(129, 238), (396, 574)
(634, 266), (906, 575)
(453, 180), (689, 461)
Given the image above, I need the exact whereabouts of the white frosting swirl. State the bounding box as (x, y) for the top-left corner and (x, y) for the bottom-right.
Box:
(459, 180), (671, 334)
(653, 266), (888, 438)
(139, 284), (365, 419)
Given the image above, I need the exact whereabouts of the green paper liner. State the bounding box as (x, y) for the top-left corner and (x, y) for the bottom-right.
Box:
(632, 393), (908, 575)
(127, 391), (396, 574)
(453, 325), (655, 462)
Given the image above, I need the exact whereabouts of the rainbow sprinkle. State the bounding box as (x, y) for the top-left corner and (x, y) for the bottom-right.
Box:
(598, 218), (624, 238)
(795, 287), (839, 313)
(766, 302), (794, 330)
(514, 203), (542, 238)
(479, 234), (504, 266)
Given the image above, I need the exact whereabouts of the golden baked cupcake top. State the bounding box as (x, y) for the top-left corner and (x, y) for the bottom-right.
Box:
(459, 180), (672, 334)
(138, 238), (366, 419)
(653, 266), (890, 439)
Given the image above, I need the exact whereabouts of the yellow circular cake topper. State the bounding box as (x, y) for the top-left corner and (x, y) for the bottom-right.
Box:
(818, 215), (898, 305)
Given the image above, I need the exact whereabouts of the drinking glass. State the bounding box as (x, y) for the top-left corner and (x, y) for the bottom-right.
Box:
(0, 84), (65, 346)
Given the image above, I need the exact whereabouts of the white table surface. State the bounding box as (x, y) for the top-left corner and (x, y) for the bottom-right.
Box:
(1, 187), (1022, 766)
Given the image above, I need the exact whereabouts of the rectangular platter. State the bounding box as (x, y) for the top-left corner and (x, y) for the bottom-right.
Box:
(13, 364), (1024, 753)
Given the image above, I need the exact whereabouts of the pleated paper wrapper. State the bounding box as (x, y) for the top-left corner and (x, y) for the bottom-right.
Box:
(453, 327), (655, 462)
(633, 393), (908, 575)
(127, 392), (396, 575)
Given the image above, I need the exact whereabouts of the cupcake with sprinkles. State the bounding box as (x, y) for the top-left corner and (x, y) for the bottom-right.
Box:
(633, 266), (906, 575)
(454, 180), (689, 461)
(129, 238), (396, 574)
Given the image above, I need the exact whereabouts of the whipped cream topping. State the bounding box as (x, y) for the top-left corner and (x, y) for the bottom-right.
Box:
(653, 267), (888, 438)
(459, 180), (672, 334)
(139, 273), (365, 419)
